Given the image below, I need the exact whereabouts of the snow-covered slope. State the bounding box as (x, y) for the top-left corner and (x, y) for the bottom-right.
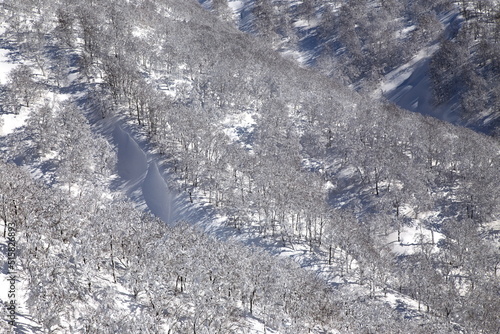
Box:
(380, 10), (464, 124)
(215, 1), (499, 133)
(1, 1), (499, 333)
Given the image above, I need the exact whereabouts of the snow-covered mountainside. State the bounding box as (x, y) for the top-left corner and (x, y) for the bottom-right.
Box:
(213, 0), (500, 134)
(0, 0), (499, 333)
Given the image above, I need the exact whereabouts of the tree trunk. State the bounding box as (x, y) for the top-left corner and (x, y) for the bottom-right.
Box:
(250, 288), (256, 314)
(110, 238), (117, 283)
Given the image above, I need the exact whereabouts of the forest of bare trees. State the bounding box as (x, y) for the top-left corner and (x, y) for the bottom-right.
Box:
(0, 0), (499, 333)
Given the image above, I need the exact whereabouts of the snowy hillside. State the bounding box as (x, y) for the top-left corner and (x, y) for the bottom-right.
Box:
(1, 0), (499, 333)
(212, 0), (500, 134)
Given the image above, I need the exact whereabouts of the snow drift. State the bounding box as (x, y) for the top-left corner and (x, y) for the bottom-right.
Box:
(113, 125), (176, 225)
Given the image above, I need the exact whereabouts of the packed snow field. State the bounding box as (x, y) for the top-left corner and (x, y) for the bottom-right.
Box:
(1, 0), (499, 333)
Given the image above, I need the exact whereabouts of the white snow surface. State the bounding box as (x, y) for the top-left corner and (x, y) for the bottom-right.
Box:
(0, 47), (27, 136)
(0, 48), (16, 85)
(0, 253), (40, 333)
(378, 10), (462, 123)
(0, 108), (30, 136)
(381, 47), (458, 123)
(379, 45), (439, 95)
(227, 0), (244, 14)
(387, 224), (444, 256)
(293, 18), (320, 29)
(222, 111), (255, 144)
(377, 41), (443, 118)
